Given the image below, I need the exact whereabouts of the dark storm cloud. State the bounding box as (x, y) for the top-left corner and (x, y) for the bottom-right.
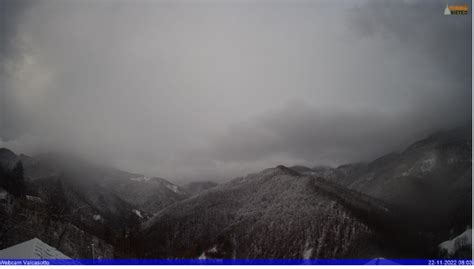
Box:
(187, 0), (471, 180)
(0, 0), (30, 59)
(201, 98), (467, 171)
(0, 0), (33, 139)
(0, 0), (470, 182)
(351, 0), (471, 83)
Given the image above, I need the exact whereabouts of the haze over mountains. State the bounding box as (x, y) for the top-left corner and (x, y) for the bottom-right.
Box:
(1, 0), (470, 183)
(292, 127), (472, 233)
(0, 127), (471, 259)
(0, 0), (470, 262)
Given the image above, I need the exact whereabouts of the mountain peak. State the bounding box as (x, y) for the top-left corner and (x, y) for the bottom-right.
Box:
(404, 126), (471, 153)
(0, 148), (19, 169)
(273, 165), (301, 176)
(0, 148), (17, 159)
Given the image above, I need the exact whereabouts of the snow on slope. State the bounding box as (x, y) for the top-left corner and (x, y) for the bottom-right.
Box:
(165, 183), (185, 195)
(140, 165), (389, 259)
(303, 244), (313, 259)
(130, 176), (152, 182)
(438, 228), (472, 256)
(133, 209), (144, 218)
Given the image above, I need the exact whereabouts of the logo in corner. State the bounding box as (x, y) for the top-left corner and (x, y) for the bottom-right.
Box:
(444, 3), (469, 15)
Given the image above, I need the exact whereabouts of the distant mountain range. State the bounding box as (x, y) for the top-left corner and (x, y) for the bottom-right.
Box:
(139, 165), (392, 259)
(181, 181), (219, 196)
(291, 127), (471, 237)
(0, 149), (194, 257)
(0, 127), (471, 259)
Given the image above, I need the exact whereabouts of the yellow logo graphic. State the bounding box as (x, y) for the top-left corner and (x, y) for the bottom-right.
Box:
(444, 3), (469, 15)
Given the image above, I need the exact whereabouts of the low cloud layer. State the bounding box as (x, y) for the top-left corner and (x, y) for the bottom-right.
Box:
(0, 0), (471, 182)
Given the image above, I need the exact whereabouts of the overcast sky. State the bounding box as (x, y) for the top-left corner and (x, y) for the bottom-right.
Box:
(0, 0), (471, 183)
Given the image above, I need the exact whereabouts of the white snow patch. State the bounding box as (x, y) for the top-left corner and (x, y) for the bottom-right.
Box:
(402, 154), (437, 175)
(93, 214), (102, 221)
(403, 153), (438, 176)
(197, 245), (217, 260)
(26, 195), (44, 203)
(130, 176), (151, 182)
(166, 184), (184, 194)
(303, 247), (313, 259)
(419, 156), (436, 173)
(133, 209), (143, 218)
(303, 240), (313, 259)
(439, 228), (472, 256)
(0, 189), (9, 200)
